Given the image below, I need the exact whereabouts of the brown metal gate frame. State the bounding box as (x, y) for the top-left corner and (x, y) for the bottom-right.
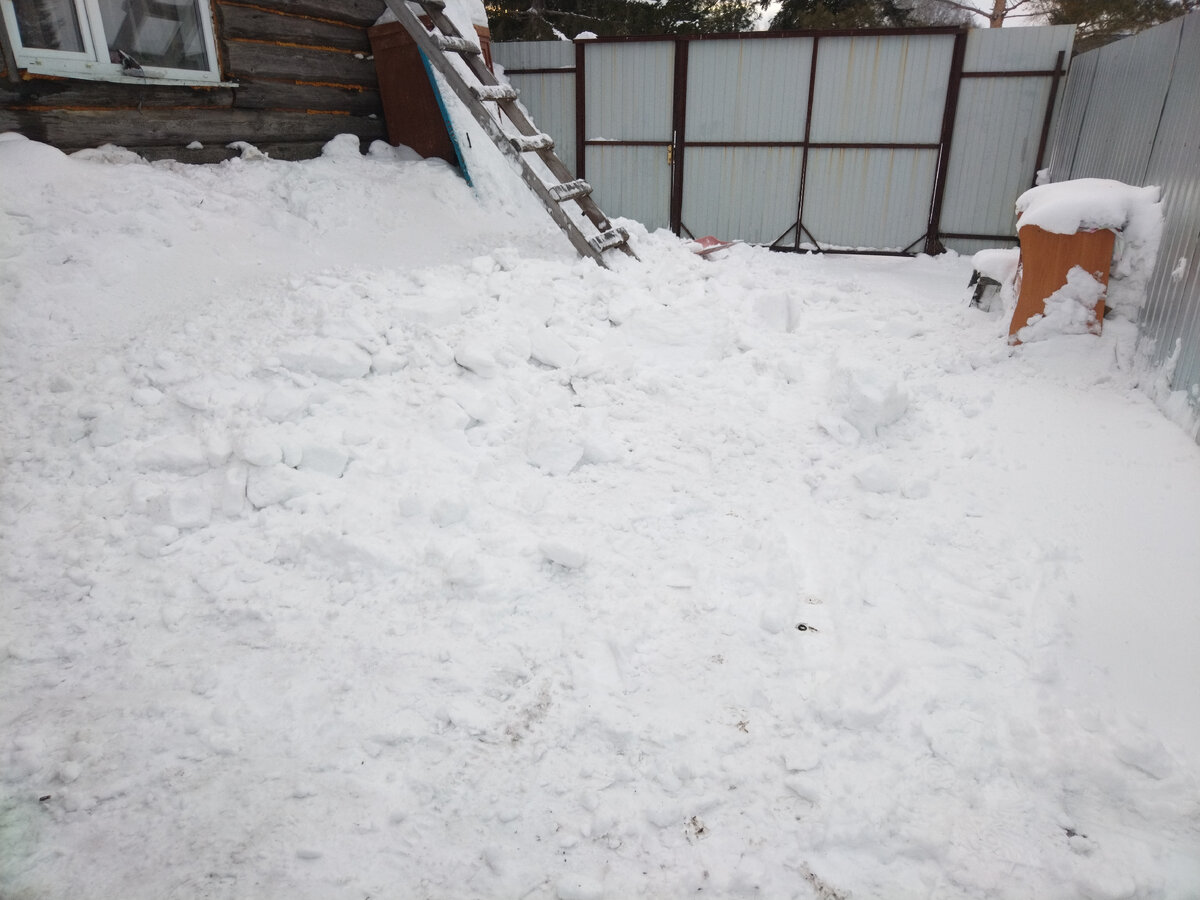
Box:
(505, 30), (1068, 256)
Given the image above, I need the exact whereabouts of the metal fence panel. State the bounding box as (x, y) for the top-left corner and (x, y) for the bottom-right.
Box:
(1045, 50), (1095, 181)
(493, 42), (578, 177)
(962, 23), (1074, 71)
(1047, 14), (1200, 428)
(680, 146), (804, 243)
(509, 72), (577, 177)
(584, 41), (674, 142)
(941, 26), (1075, 254)
(944, 237), (1009, 258)
(494, 28), (1070, 254)
(1068, 17), (1183, 186)
(581, 41), (675, 229)
(492, 40), (574, 71)
(685, 37), (812, 142)
(1139, 16), (1200, 410)
(587, 144), (673, 232)
(803, 148), (939, 251)
(809, 34), (953, 143)
(940, 77), (1053, 249)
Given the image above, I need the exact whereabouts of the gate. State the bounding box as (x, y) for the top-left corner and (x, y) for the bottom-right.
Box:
(496, 26), (1074, 255)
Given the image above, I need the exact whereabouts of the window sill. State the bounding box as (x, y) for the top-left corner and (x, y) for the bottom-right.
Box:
(17, 59), (236, 87)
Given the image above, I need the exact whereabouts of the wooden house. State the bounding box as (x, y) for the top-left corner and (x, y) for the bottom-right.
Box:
(0, 0), (400, 162)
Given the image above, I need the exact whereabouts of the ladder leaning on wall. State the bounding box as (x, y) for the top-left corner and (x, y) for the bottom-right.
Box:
(382, 0), (636, 269)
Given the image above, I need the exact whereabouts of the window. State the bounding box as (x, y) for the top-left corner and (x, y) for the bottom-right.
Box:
(1, 0), (222, 83)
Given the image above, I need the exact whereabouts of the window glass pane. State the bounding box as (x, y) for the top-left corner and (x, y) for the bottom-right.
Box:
(11, 0), (85, 51)
(97, 0), (210, 71)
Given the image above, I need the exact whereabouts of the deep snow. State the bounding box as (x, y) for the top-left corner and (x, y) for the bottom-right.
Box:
(2, 132), (1199, 899)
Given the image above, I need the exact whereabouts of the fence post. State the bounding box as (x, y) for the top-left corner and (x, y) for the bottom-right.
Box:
(1031, 50), (1066, 187)
(792, 34), (821, 251)
(924, 28), (968, 255)
(669, 38), (690, 236)
(574, 39), (586, 180)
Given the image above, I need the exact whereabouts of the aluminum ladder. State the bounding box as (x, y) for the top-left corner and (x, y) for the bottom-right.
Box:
(381, 0), (636, 268)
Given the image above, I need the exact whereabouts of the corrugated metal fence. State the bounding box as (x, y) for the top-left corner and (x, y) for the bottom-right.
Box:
(1047, 14), (1200, 425)
(494, 26), (1075, 256)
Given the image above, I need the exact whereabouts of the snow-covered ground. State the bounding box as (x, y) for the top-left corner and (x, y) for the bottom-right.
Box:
(2, 132), (1199, 899)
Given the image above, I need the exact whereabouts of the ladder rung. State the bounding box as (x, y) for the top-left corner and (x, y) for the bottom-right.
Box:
(510, 133), (555, 152)
(589, 228), (629, 253)
(431, 35), (481, 55)
(548, 179), (593, 203)
(472, 83), (518, 102)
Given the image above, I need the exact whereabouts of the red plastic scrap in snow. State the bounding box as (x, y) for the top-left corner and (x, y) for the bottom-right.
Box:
(690, 235), (740, 257)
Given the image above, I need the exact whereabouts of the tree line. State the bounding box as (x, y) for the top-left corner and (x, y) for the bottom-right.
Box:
(484, 0), (1196, 53)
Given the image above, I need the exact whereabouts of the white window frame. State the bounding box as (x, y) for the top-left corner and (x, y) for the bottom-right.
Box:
(0, 0), (226, 85)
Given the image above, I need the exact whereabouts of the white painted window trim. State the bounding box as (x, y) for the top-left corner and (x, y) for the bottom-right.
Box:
(0, 0), (230, 86)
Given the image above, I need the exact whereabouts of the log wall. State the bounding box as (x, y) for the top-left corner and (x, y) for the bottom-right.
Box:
(0, 0), (390, 161)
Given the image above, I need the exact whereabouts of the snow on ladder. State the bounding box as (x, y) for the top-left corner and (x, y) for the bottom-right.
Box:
(510, 133), (555, 153)
(548, 179), (592, 203)
(383, 0), (637, 268)
(430, 34), (480, 55)
(472, 84), (518, 102)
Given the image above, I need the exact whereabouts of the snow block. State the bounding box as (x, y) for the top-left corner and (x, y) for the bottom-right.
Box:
(136, 435), (210, 474)
(296, 444), (348, 478)
(455, 341), (498, 378)
(237, 431), (283, 467)
(149, 488), (212, 530)
(853, 457), (901, 494)
(830, 366), (908, 439)
(540, 540), (587, 570)
(529, 327), (579, 369)
(527, 440), (584, 476)
(277, 338), (372, 380)
(246, 466), (311, 509)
